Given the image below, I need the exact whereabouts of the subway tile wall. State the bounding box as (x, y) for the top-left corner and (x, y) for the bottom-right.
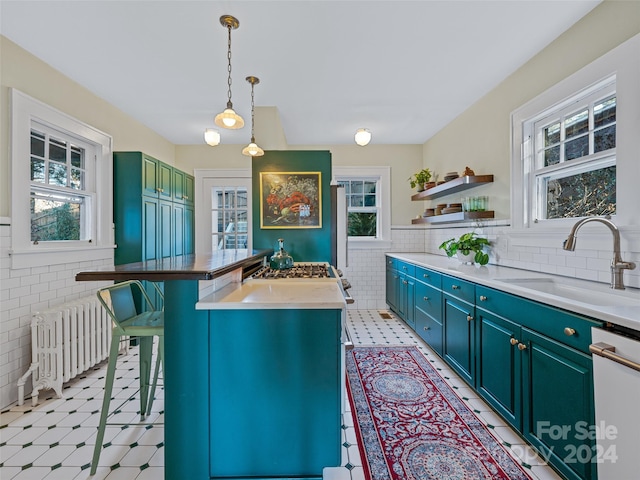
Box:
(0, 223), (113, 410)
(341, 223), (639, 311)
(1, 220), (638, 409)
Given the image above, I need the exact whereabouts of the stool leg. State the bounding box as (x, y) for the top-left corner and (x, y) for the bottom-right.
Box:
(90, 333), (122, 475)
(138, 336), (154, 420)
(146, 335), (164, 417)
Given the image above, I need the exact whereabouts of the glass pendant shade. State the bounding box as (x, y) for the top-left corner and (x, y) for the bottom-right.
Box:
(354, 128), (372, 146)
(214, 108), (244, 129)
(204, 129), (221, 146)
(242, 140), (264, 157)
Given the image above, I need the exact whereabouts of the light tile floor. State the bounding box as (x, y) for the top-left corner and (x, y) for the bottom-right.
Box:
(1, 310), (562, 480)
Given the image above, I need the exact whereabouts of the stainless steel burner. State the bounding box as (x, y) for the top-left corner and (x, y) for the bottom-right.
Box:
(252, 263), (333, 279)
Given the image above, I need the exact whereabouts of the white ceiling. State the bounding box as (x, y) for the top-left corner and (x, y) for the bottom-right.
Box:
(1, 0), (601, 146)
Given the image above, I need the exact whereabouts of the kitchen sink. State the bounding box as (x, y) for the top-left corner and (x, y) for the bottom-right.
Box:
(495, 277), (640, 307)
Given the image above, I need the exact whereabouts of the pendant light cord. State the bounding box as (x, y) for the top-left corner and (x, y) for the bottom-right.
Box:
(250, 82), (256, 142)
(226, 25), (233, 109)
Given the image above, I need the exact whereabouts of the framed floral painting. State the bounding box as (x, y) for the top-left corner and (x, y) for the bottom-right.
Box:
(260, 172), (322, 228)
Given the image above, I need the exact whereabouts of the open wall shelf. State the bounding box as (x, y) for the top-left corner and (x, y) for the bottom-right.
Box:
(411, 211), (494, 224)
(411, 175), (494, 201)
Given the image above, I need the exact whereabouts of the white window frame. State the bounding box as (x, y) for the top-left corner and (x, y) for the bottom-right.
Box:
(10, 89), (114, 268)
(334, 166), (391, 249)
(194, 169), (252, 255)
(528, 78), (616, 225)
(509, 34), (639, 249)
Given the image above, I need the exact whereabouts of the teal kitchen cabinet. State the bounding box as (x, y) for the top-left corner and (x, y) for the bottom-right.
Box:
(114, 151), (194, 264)
(385, 257), (398, 311)
(385, 257), (415, 329)
(414, 267), (443, 355)
(172, 167), (195, 205)
(476, 285), (601, 480)
(442, 274), (476, 385)
(398, 262), (416, 329)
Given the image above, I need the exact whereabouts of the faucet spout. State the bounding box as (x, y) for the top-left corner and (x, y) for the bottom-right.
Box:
(563, 217), (635, 290)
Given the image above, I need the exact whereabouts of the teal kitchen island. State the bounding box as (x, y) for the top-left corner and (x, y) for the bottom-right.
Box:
(76, 250), (346, 480)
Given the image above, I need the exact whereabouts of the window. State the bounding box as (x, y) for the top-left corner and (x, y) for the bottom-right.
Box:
(30, 127), (95, 242)
(334, 166), (391, 248)
(337, 179), (378, 237)
(211, 186), (248, 250)
(529, 82), (616, 222)
(195, 170), (252, 254)
(11, 89), (113, 268)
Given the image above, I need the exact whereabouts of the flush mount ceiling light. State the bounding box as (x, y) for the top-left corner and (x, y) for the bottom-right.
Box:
(214, 15), (245, 130)
(204, 128), (221, 146)
(354, 128), (372, 146)
(242, 76), (265, 157)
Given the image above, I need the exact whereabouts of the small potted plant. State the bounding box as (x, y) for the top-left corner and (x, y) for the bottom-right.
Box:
(439, 232), (490, 265)
(408, 168), (432, 191)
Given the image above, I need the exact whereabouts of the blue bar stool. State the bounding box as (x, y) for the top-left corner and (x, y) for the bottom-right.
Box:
(90, 280), (164, 475)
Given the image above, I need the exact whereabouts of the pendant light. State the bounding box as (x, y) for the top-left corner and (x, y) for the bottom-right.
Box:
(214, 15), (244, 130)
(242, 76), (264, 157)
(354, 128), (372, 146)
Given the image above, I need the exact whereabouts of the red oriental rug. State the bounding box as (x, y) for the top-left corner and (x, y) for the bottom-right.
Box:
(346, 346), (532, 480)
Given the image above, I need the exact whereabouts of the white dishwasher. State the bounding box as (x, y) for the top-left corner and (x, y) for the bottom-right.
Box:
(590, 327), (640, 479)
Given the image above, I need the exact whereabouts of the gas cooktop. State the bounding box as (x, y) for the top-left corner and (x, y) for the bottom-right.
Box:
(251, 262), (335, 280)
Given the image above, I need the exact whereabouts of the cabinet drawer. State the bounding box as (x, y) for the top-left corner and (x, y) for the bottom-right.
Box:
(415, 266), (441, 288)
(416, 281), (441, 319)
(385, 256), (396, 270)
(442, 275), (475, 304)
(476, 285), (602, 353)
(397, 261), (415, 277)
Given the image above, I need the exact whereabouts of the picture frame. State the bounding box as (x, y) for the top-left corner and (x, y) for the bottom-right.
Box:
(259, 171), (322, 229)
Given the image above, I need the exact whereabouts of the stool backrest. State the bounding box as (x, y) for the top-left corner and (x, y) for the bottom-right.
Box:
(97, 281), (156, 332)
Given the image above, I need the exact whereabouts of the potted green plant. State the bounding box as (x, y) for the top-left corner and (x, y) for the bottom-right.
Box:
(408, 168), (432, 191)
(439, 232), (490, 265)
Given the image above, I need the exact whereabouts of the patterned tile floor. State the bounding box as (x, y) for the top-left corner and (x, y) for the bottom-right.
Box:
(0, 310), (562, 480)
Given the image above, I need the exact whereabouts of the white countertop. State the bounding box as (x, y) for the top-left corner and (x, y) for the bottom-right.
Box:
(196, 278), (347, 310)
(388, 253), (640, 331)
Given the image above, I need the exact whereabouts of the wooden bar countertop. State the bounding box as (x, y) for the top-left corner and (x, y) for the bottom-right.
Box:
(75, 249), (272, 282)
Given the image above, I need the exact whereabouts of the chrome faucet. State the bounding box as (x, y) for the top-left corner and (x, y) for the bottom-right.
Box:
(563, 217), (635, 290)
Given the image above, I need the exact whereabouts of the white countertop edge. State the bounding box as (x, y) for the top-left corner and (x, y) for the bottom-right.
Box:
(196, 279), (347, 310)
(387, 253), (640, 331)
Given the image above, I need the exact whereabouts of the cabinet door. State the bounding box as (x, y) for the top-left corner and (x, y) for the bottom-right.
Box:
(158, 162), (173, 201)
(172, 203), (185, 256)
(385, 266), (399, 311)
(184, 174), (195, 205)
(158, 200), (173, 259)
(521, 328), (597, 480)
(443, 295), (475, 385)
(142, 155), (159, 197)
(184, 205), (194, 255)
(476, 308), (522, 429)
(142, 197), (158, 260)
(400, 274), (416, 329)
(173, 168), (186, 203)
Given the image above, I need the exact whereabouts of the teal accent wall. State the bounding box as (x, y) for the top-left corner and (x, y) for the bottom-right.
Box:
(252, 151), (332, 262)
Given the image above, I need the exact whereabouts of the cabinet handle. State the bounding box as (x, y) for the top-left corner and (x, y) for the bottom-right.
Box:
(467, 315), (473, 322)
(402, 266), (407, 270)
(452, 285), (460, 290)
(564, 327), (576, 336)
(510, 338), (518, 346)
(479, 295), (487, 301)
(402, 280), (408, 285)
(184, 195), (189, 199)
(423, 273), (429, 278)
(423, 296), (429, 301)
(518, 343), (527, 351)
(423, 326), (430, 331)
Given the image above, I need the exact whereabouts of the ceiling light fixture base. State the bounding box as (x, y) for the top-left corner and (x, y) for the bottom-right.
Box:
(219, 15), (239, 30)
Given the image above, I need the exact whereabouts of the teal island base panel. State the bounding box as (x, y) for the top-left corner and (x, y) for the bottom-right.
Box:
(163, 278), (342, 479)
